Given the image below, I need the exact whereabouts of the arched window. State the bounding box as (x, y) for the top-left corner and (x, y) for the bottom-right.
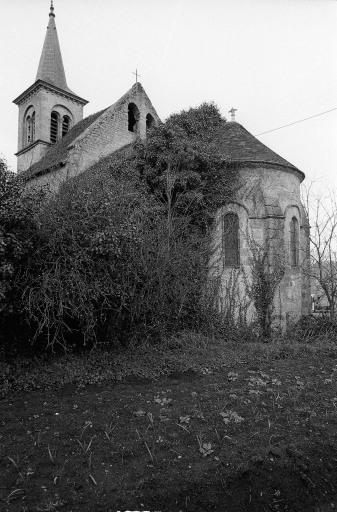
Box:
(26, 115), (32, 144)
(62, 115), (71, 137)
(50, 111), (59, 143)
(25, 109), (35, 145)
(146, 113), (155, 132)
(290, 216), (299, 267)
(31, 111), (35, 142)
(223, 213), (240, 267)
(128, 103), (140, 133)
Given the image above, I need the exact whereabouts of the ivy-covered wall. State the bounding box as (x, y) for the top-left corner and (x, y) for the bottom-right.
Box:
(213, 165), (311, 328)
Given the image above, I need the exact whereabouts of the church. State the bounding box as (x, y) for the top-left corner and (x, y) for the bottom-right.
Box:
(13, 3), (311, 327)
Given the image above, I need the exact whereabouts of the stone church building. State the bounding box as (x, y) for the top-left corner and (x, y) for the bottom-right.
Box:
(13, 3), (311, 327)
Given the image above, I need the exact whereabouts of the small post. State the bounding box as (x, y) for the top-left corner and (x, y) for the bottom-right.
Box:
(132, 69), (141, 84)
(228, 107), (238, 122)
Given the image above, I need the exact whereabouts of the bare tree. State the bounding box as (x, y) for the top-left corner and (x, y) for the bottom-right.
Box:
(302, 186), (337, 321)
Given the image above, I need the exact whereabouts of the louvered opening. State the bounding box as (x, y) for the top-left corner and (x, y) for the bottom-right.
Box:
(50, 111), (59, 143)
(62, 115), (70, 137)
(26, 116), (32, 144)
(31, 112), (35, 142)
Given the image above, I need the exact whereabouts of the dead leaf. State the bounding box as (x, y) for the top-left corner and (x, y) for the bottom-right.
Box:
(228, 372), (239, 381)
(179, 415), (190, 424)
(134, 409), (146, 417)
(200, 442), (214, 456)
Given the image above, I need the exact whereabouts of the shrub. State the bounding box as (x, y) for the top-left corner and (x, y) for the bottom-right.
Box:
(20, 105), (237, 351)
(1, 104), (238, 354)
(0, 157), (44, 354)
(290, 315), (337, 341)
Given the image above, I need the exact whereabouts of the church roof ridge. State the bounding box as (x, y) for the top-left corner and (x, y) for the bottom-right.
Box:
(216, 121), (305, 180)
(21, 81), (304, 184)
(35, 2), (74, 94)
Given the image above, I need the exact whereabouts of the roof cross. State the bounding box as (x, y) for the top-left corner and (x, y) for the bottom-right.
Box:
(228, 107), (238, 122)
(133, 69), (141, 83)
(49, 0), (55, 17)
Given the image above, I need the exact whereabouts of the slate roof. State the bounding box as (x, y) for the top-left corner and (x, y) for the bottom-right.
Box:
(36, 4), (73, 94)
(213, 122), (304, 179)
(24, 108), (304, 182)
(13, 4), (87, 106)
(23, 109), (107, 179)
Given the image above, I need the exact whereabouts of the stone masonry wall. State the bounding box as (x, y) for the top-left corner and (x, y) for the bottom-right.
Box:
(214, 165), (310, 327)
(17, 87), (84, 172)
(26, 84), (160, 193)
(66, 84), (160, 181)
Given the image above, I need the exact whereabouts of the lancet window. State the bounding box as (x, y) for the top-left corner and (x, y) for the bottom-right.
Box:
(128, 103), (140, 133)
(25, 109), (36, 145)
(290, 216), (299, 267)
(146, 113), (155, 132)
(223, 213), (240, 267)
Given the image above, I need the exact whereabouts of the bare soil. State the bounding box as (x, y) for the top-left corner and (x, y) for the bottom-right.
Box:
(1, 353), (337, 511)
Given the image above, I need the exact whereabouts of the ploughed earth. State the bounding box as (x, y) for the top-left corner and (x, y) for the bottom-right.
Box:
(1, 354), (337, 511)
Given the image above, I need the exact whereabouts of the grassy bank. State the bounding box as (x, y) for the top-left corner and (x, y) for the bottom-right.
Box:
(1, 333), (337, 398)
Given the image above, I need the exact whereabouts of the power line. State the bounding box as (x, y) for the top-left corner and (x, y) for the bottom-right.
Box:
(255, 107), (337, 136)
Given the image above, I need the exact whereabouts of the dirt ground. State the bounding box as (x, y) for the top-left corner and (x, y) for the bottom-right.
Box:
(1, 353), (337, 511)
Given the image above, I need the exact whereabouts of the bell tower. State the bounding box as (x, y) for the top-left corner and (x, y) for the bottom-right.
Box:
(13, 1), (88, 173)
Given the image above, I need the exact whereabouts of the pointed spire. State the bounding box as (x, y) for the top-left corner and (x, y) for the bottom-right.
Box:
(35, 1), (71, 92)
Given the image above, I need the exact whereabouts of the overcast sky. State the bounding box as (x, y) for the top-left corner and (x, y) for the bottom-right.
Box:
(1, 0), (336, 194)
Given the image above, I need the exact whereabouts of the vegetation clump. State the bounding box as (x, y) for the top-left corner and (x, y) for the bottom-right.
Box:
(0, 158), (44, 355)
(0, 104), (236, 354)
